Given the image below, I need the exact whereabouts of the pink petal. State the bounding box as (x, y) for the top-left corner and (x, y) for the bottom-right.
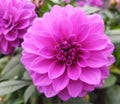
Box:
(51, 5), (63, 15)
(9, 39), (20, 47)
(31, 57), (53, 74)
(107, 55), (115, 65)
(102, 41), (114, 55)
(53, 15), (73, 39)
(16, 19), (30, 29)
(83, 83), (95, 91)
(77, 24), (89, 42)
(67, 80), (83, 97)
(79, 48), (90, 59)
(79, 90), (87, 97)
(80, 68), (101, 84)
(52, 73), (69, 91)
(67, 64), (81, 80)
(100, 66), (109, 79)
(58, 88), (71, 101)
(42, 13), (56, 33)
(88, 14), (104, 24)
(39, 46), (56, 59)
(32, 18), (44, 31)
(22, 38), (39, 54)
(0, 38), (8, 52)
(32, 33), (55, 49)
(48, 61), (65, 79)
(42, 85), (58, 97)
(89, 23), (104, 34)
(19, 10), (33, 20)
(78, 58), (87, 67)
(32, 73), (52, 86)
(82, 34), (108, 50)
(5, 30), (18, 41)
(64, 5), (75, 16)
(21, 53), (37, 69)
(70, 11), (87, 35)
(86, 52), (108, 68)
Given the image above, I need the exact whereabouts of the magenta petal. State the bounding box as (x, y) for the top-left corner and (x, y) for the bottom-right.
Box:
(77, 24), (89, 42)
(87, 52), (108, 68)
(79, 48), (90, 59)
(31, 57), (53, 74)
(0, 38), (8, 52)
(19, 10), (33, 20)
(70, 11), (87, 35)
(100, 66), (109, 79)
(107, 55), (115, 65)
(67, 80), (83, 97)
(42, 85), (58, 97)
(89, 23), (104, 34)
(10, 39), (19, 47)
(16, 19), (30, 29)
(78, 58), (87, 67)
(80, 68), (101, 84)
(33, 33), (55, 49)
(51, 5), (63, 15)
(39, 46), (56, 59)
(32, 73), (52, 86)
(67, 64), (81, 80)
(58, 88), (71, 101)
(83, 34), (107, 50)
(48, 61), (65, 79)
(53, 73), (69, 91)
(22, 38), (39, 54)
(79, 90), (87, 97)
(5, 30), (18, 41)
(53, 15), (73, 39)
(83, 83), (94, 91)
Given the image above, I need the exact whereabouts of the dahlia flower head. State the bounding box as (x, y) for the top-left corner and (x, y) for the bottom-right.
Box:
(87, 0), (103, 6)
(21, 5), (115, 101)
(0, 0), (36, 54)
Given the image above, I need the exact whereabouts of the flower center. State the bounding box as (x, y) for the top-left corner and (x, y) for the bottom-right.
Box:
(55, 41), (81, 66)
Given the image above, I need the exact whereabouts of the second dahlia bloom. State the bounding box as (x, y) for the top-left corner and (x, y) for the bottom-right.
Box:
(87, 0), (103, 6)
(0, 0), (36, 54)
(21, 5), (115, 101)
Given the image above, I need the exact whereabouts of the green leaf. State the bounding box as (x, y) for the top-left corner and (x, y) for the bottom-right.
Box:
(24, 85), (35, 104)
(82, 5), (100, 14)
(0, 55), (25, 80)
(102, 74), (117, 88)
(1, 64), (24, 80)
(50, 0), (60, 4)
(0, 80), (30, 96)
(62, 98), (93, 104)
(22, 71), (31, 80)
(110, 67), (120, 75)
(105, 85), (120, 104)
(1, 55), (21, 74)
(106, 30), (120, 43)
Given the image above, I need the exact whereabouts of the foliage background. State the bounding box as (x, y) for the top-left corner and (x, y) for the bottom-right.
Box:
(0, 0), (120, 104)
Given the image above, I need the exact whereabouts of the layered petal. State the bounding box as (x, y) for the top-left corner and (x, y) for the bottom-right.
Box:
(67, 64), (81, 80)
(48, 61), (65, 79)
(67, 80), (83, 97)
(80, 68), (101, 84)
(52, 73), (69, 91)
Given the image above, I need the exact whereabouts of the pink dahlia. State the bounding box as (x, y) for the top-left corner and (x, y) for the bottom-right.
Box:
(0, 0), (36, 54)
(21, 5), (115, 100)
(87, 0), (103, 7)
